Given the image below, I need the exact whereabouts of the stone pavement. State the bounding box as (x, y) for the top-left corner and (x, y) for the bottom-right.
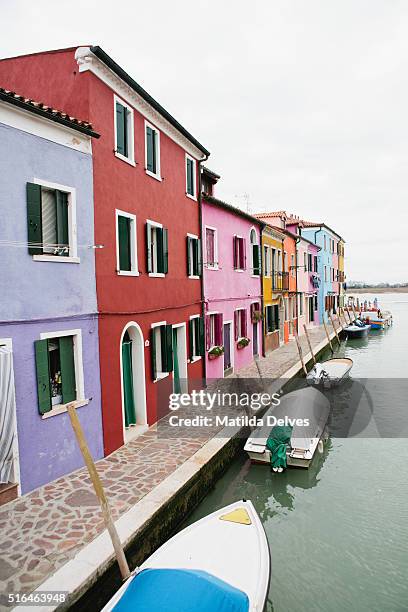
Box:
(0, 320), (342, 605)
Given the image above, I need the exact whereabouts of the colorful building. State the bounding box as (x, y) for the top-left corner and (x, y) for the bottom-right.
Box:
(338, 239), (346, 307)
(201, 169), (263, 379)
(0, 88), (103, 498)
(0, 46), (210, 455)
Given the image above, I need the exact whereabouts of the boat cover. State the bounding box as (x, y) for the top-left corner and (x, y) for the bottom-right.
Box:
(266, 425), (292, 468)
(112, 568), (249, 612)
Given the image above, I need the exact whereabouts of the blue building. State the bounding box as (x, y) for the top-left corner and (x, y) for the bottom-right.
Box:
(0, 88), (104, 500)
(300, 223), (342, 323)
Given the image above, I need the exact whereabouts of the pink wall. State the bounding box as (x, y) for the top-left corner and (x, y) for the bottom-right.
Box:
(202, 198), (262, 379)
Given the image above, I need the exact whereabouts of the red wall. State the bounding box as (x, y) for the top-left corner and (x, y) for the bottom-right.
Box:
(0, 49), (205, 455)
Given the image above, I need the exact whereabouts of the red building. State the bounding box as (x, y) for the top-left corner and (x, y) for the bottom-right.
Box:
(0, 46), (210, 454)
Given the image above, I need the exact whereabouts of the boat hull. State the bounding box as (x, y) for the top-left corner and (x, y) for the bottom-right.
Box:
(345, 324), (371, 338)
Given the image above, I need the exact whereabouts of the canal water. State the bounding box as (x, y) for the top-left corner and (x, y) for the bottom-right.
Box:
(185, 294), (408, 612)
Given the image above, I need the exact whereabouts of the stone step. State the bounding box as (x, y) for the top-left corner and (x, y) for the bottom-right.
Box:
(0, 481), (18, 506)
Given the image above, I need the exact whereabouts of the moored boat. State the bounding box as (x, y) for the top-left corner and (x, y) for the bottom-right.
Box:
(102, 500), (270, 612)
(360, 310), (393, 329)
(345, 320), (371, 338)
(244, 387), (330, 469)
(306, 357), (353, 388)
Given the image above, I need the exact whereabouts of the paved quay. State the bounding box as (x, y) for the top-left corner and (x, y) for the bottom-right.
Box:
(0, 320), (344, 610)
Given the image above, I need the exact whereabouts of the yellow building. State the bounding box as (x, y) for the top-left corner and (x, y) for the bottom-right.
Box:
(338, 239), (345, 307)
(261, 224), (286, 353)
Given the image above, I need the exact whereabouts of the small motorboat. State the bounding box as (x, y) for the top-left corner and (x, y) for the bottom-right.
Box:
(244, 387), (330, 469)
(306, 358), (353, 388)
(360, 310), (393, 329)
(345, 319), (371, 338)
(102, 500), (270, 612)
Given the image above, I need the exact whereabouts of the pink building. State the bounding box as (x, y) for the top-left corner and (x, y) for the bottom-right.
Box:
(201, 169), (263, 379)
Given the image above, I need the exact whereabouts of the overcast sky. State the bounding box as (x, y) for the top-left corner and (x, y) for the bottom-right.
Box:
(2, 0), (408, 283)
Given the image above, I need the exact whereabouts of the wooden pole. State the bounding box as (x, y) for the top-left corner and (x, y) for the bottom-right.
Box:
(345, 305), (353, 323)
(67, 403), (130, 581)
(303, 323), (316, 365)
(337, 310), (345, 331)
(329, 311), (340, 343)
(294, 330), (308, 375)
(351, 302), (358, 321)
(323, 315), (333, 352)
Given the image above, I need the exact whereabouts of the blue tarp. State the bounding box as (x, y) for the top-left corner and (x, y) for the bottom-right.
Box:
(112, 568), (249, 612)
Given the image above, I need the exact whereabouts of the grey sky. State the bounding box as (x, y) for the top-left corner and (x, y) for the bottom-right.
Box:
(2, 0), (408, 283)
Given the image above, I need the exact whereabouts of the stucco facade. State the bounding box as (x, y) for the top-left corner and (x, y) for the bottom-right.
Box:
(202, 195), (263, 380)
(261, 224), (285, 353)
(0, 104), (103, 495)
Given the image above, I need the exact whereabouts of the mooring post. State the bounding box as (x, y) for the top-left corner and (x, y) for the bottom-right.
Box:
(303, 323), (316, 364)
(67, 403), (131, 581)
(323, 315), (333, 352)
(345, 305), (352, 323)
(351, 302), (358, 322)
(329, 311), (340, 343)
(294, 330), (308, 375)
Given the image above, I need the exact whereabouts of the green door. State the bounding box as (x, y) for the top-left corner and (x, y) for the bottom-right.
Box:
(172, 328), (181, 394)
(122, 332), (137, 427)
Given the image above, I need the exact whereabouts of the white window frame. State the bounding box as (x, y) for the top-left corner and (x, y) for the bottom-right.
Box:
(207, 311), (220, 349)
(115, 209), (139, 276)
(151, 321), (169, 381)
(205, 225), (218, 270)
(147, 218), (165, 278)
(144, 119), (161, 181)
(249, 227), (259, 278)
(234, 234), (245, 272)
(39, 329), (88, 419)
(31, 178), (79, 264)
(114, 94), (135, 166)
(264, 245), (271, 276)
(235, 307), (247, 340)
(185, 153), (197, 201)
(187, 232), (200, 279)
(189, 314), (202, 363)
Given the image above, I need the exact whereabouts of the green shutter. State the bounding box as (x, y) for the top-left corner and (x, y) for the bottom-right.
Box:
(186, 236), (192, 276)
(27, 183), (43, 255)
(162, 228), (168, 274)
(198, 317), (205, 356)
(118, 216), (131, 271)
(188, 319), (194, 359)
(116, 102), (127, 156)
(34, 339), (51, 414)
(162, 324), (173, 372)
(146, 223), (152, 273)
(146, 126), (155, 173)
(56, 191), (69, 256)
(196, 239), (202, 276)
(60, 336), (76, 403)
(186, 158), (194, 195)
(253, 244), (261, 275)
(150, 328), (157, 380)
(156, 227), (164, 273)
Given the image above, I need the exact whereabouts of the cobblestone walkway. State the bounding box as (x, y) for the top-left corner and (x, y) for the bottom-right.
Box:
(0, 321), (342, 604)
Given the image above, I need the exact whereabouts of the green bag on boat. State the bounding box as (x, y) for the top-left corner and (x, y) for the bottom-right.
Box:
(266, 425), (293, 469)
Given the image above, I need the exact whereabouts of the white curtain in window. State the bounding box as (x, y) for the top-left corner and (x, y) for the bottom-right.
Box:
(41, 188), (57, 253)
(0, 347), (16, 483)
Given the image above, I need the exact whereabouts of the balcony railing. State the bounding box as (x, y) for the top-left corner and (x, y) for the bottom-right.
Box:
(272, 271), (289, 291)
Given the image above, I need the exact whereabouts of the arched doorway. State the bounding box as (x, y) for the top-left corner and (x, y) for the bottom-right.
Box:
(119, 322), (147, 442)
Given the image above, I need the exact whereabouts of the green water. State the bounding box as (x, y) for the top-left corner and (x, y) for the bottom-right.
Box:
(185, 294), (408, 612)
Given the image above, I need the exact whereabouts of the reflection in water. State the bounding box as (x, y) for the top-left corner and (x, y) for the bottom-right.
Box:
(184, 295), (408, 612)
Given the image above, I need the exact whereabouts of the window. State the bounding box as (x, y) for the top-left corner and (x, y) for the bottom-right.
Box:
(205, 227), (218, 269)
(233, 236), (246, 270)
(206, 313), (223, 349)
(146, 221), (168, 276)
(314, 295), (318, 311)
(116, 210), (138, 275)
(291, 254), (295, 277)
(234, 308), (247, 340)
(304, 253), (307, 270)
(299, 293), (303, 316)
(308, 253), (313, 271)
(264, 245), (271, 276)
(187, 235), (201, 277)
(265, 305), (279, 333)
(145, 121), (161, 179)
(27, 181), (77, 262)
(324, 266), (327, 282)
(314, 255), (318, 272)
(114, 96), (134, 165)
(189, 316), (204, 360)
(250, 229), (261, 275)
(186, 155), (196, 199)
(324, 236), (327, 251)
(150, 323), (173, 380)
(35, 330), (84, 416)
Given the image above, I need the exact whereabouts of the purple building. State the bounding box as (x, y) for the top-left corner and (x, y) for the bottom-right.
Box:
(0, 89), (103, 501)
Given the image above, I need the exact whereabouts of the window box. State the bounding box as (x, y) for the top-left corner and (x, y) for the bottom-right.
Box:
(237, 337), (250, 350)
(208, 345), (224, 360)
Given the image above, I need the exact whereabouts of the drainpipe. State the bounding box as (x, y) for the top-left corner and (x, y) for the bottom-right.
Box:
(198, 154), (209, 386)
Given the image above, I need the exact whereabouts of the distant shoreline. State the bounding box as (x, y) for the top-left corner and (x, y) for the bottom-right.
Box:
(347, 287), (408, 294)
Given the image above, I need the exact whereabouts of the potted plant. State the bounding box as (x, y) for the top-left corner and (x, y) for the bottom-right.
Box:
(251, 310), (263, 324)
(208, 345), (224, 360)
(237, 337), (250, 349)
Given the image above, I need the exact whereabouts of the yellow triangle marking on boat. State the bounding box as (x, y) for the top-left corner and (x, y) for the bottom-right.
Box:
(219, 508), (252, 525)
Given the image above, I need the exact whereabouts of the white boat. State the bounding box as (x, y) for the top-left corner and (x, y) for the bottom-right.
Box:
(244, 387), (330, 469)
(360, 310), (393, 329)
(345, 321), (371, 338)
(306, 357), (353, 388)
(102, 500), (270, 612)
